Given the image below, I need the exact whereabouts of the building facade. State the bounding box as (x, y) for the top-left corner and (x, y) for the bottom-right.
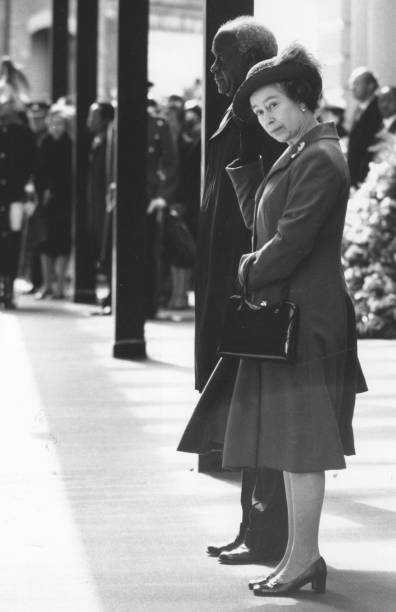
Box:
(1, 1), (396, 110)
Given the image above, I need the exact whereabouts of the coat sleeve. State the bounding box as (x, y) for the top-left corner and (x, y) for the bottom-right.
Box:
(226, 158), (264, 230)
(245, 146), (345, 290)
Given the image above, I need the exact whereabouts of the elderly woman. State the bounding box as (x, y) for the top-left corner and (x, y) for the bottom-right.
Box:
(35, 107), (72, 299)
(222, 44), (367, 597)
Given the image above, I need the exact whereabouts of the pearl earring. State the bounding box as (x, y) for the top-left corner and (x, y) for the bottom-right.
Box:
(300, 105), (306, 113)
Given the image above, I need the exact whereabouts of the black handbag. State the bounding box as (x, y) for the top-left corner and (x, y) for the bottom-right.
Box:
(218, 279), (299, 364)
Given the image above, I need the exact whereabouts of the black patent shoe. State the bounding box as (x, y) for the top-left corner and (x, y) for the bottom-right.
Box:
(219, 542), (268, 565)
(253, 557), (327, 597)
(206, 523), (246, 557)
(220, 541), (282, 565)
(248, 572), (275, 590)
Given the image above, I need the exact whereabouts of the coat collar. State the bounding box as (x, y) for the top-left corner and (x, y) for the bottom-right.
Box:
(209, 105), (233, 141)
(265, 122), (339, 181)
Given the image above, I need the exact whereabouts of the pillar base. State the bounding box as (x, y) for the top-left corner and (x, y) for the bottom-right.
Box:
(113, 339), (147, 360)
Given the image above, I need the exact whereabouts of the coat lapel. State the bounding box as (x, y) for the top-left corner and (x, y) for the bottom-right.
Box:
(251, 123), (340, 246)
(209, 106), (233, 141)
(265, 122), (339, 182)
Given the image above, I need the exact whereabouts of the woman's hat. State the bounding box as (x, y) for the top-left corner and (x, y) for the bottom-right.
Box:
(233, 46), (322, 122)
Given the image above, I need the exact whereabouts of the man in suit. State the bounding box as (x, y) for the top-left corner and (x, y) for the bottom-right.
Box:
(347, 67), (382, 187)
(179, 16), (288, 565)
(86, 102), (115, 269)
(377, 85), (396, 134)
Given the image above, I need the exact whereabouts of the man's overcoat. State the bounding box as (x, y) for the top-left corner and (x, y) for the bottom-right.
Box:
(347, 97), (382, 187)
(194, 109), (283, 392)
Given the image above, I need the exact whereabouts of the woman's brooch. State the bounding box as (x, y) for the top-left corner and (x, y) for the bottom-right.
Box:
(290, 141), (306, 159)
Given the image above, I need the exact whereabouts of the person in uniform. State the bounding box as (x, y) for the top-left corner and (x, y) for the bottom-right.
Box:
(23, 101), (51, 293)
(145, 97), (178, 318)
(86, 101), (115, 267)
(86, 101), (115, 312)
(0, 89), (35, 308)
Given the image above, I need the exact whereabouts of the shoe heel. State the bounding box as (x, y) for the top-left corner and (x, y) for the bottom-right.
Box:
(311, 571), (326, 593)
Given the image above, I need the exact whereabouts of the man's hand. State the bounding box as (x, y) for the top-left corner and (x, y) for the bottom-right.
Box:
(147, 197), (167, 215)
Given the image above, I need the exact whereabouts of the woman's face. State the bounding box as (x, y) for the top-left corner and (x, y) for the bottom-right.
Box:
(48, 114), (67, 140)
(250, 83), (309, 146)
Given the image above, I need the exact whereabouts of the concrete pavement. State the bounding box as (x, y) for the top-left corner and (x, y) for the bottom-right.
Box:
(0, 295), (395, 611)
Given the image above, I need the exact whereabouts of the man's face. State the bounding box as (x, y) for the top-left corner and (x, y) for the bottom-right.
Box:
(87, 105), (104, 135)
(378, 88), (396, 118)
(350, 73), (374, 103)
(210, 32), (247, 98)
(27, 111), (48, 134)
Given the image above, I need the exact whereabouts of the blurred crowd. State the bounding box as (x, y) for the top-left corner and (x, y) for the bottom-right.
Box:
(0, 55), (201, 314)
(0, 51), (395, 313)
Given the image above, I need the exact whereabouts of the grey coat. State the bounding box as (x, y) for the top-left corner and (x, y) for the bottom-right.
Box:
(221, 122), (367, 473)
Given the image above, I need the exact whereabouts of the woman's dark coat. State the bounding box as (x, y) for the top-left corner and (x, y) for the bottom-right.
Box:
(181, 123), (367, 472)
(36, 132), (72, 256)
(86, 131), (109, 261)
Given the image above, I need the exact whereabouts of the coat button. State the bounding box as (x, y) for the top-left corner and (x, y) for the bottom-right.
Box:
(0, 152), (5, 159)
(0, 205), (5, 212)
(0, 179), (6, 185)
(1, 231), (7, 238)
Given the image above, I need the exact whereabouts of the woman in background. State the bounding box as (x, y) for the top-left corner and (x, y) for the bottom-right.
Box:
(35, 107), (72, 299)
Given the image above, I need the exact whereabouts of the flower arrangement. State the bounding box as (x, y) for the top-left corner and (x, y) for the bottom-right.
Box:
(343, 132), (396, 338)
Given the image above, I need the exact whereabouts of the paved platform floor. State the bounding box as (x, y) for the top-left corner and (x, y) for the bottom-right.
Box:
(0, 295), (395, 611)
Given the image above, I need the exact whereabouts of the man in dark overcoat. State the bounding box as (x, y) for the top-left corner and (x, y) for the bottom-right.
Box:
(347, 67), (382, 187)
(0, 96), (36, 308)
(24, 101), (50, 292)
(377, 85), (396, 134)
(178, 17), (288, 564)
(86, 101), (115, 269)
(145, 109), (178, 318)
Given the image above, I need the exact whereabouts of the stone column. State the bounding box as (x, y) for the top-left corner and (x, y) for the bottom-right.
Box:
(113, 0), (149, 359)
(73, 0), (98, 304)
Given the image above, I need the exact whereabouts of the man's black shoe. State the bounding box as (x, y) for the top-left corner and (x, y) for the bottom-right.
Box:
(218, 542), (281, 565)
(206, 523), (246, 557)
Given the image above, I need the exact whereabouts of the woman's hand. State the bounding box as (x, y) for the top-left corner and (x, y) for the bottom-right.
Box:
(238, 252), (256, 289)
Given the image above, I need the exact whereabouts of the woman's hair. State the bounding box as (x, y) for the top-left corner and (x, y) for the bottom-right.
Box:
(278, 43), (322, 111)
